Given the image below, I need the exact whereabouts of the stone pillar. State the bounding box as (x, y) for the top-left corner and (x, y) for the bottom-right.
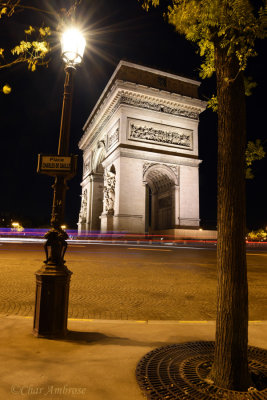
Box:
(100, 170), (115, 232)
(100, 214), (114, 232)
(89, 173), (104, 231)
(179, 165), (200, 227)
(151, 192), (158, 230)
(145, 185), (150, 232)
(173, 184), (180, 227)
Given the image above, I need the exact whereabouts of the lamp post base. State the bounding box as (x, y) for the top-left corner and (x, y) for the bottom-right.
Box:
(33, 264), (72, 338)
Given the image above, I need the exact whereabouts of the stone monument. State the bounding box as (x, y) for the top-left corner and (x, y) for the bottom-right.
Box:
(78, 61), (206, 234)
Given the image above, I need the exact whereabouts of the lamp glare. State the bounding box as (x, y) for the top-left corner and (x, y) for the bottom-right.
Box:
(61, 28), (86, 66)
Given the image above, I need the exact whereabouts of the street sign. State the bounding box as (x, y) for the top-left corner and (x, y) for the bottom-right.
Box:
(37, 154), (78, 177)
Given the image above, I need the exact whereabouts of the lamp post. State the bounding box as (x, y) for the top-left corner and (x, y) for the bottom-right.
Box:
(33, 28), (86, 338)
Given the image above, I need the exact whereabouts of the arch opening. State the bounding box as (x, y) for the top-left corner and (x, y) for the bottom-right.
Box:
(90, 145), (106, 231)
(144, 166), (178, 232)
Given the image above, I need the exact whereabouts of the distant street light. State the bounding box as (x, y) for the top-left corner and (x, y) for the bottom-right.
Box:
(33, 27), (86, 338)
(11, 221), (24, 231)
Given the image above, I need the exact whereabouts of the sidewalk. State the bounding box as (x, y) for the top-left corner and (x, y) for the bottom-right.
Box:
(1, 315), (267, 400)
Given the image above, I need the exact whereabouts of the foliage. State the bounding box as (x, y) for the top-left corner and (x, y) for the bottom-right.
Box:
(1, 25), (51, 72)
(0, 0), (82, 91)
(245, 139), (265, 178)
(0, 0), (56, 17)
(1, 83), (11, 93)
(140, 0), (266, 80)
(11, 25), (51, 71)
(141, 1), (266, 180)
(141, 1), (266, 176)
(247, 228), (267, 241)
(244, 75), (258, 96)
(207, 74), (258, 111)
(246, 139), (266, 166)
(0, 2), (52, 92)
(207, 94), (218, 111)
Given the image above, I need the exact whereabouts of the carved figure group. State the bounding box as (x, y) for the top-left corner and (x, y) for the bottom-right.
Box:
(103, 171), (116, 214)
(78, 189), (87, 223)
(130, 123), (191, 148)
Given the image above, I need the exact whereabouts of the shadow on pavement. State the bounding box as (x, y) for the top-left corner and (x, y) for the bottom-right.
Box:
(60, 329), (197, 348)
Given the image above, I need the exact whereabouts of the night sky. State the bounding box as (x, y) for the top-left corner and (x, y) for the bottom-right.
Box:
(1, 0), (266, 230)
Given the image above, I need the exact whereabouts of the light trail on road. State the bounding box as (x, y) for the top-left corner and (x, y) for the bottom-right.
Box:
(127, 248), (172, 252)
(0, 237), (217, 251)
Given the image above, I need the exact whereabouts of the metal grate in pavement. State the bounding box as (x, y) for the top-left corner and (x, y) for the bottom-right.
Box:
(136, 341), (267, 399)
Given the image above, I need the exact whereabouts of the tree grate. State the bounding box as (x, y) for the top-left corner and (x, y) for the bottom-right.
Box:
(136, 341), (267, 399)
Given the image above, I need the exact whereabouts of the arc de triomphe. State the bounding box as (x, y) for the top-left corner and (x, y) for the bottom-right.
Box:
(78, 61), (206, 234)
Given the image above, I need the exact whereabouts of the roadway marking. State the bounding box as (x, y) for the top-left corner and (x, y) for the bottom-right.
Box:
(128, 248), (172, 252)
(247, 253), (267, 256)
(176, 321), (210, 324)
(5, 316), (266, 326)
(173, 246), (215, 250)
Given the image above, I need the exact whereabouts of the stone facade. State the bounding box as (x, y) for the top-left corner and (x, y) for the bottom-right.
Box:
(78, 61), (206, 234)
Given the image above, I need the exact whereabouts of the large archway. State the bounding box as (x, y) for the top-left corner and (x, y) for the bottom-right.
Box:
(144, 164), (179, 232)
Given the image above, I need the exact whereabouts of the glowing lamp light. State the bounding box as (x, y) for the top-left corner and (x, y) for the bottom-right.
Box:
(11, 221), (24, 232)
(61, 27), (86, 66)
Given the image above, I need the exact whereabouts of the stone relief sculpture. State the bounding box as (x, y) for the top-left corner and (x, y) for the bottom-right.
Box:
(103, 171), (116, 214)
(130, 123), (192, 148)
(78, 189), (87, 223)
(83, 159), (90, 177)
(108, 127), (119, 149)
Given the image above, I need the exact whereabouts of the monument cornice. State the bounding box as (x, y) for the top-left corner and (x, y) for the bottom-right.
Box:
(82, 60), (204, 130)
(79, 83), (206, 150)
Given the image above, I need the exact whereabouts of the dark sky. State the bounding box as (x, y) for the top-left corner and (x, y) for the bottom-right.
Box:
(1, 0), (266, 230)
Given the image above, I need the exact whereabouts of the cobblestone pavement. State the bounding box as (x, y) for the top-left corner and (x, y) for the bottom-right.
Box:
(0, 242), (266, 320)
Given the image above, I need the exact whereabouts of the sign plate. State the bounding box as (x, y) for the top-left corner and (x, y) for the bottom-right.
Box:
(37, 154), (77, 177)
(40, 156), (72, 172)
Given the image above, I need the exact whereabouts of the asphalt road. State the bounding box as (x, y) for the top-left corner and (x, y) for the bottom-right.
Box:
(0, 241), (266, 320)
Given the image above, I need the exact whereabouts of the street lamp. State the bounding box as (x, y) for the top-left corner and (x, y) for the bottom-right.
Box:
(33, 27), (86, 338)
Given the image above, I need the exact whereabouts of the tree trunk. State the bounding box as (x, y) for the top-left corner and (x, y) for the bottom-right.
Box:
(210, 46), (251, 390)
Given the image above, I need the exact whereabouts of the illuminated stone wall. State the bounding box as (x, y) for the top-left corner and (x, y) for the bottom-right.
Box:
(78, 61), (206, 234)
